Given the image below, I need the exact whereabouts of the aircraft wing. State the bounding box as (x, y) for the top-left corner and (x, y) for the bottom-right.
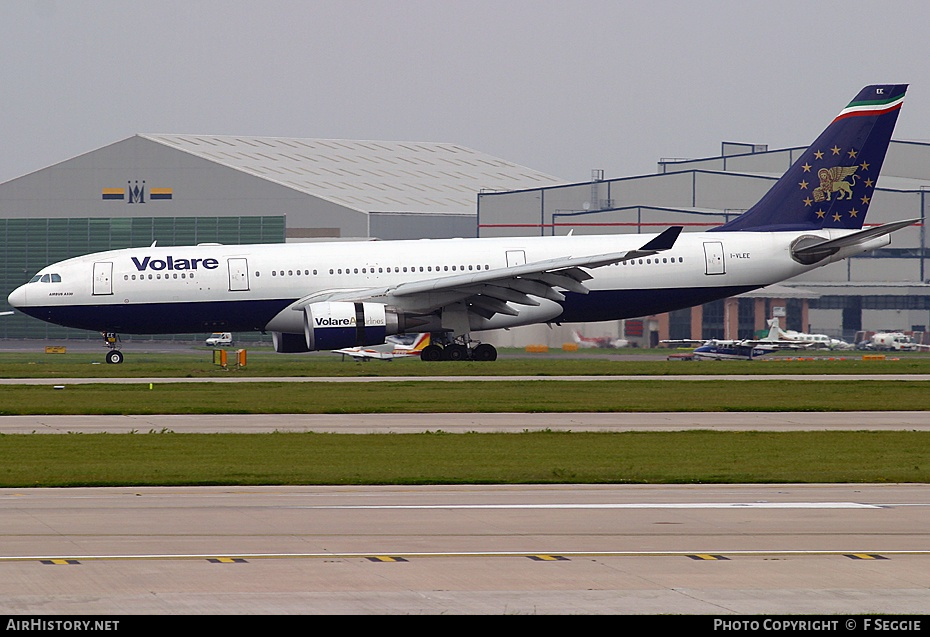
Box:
(294, 226), (683, 318)
(738, 339), (810, 350)
(332, 346), (396, 361)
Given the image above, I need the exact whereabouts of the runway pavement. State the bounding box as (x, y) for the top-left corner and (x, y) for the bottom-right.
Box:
(2, 363), (928, 615)
(1, 483), (928, 615)
(2, 411), (929, 433)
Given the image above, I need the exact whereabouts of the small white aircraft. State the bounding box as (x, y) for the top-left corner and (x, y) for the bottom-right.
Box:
(333, 332), (431, 361)
(761, 317), (853, 350)
(572, 330), (629, 349)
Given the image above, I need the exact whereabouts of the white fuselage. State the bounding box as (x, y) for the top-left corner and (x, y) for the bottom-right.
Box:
(7, 228), (885, 337)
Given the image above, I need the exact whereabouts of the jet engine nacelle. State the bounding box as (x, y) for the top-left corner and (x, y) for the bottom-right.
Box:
(303, 302), (399, 351)
(272, 331), (311, 353)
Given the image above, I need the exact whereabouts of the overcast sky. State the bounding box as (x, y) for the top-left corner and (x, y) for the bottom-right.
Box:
(2, 0), (928, 185)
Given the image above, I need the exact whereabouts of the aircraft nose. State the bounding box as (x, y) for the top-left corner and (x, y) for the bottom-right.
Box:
(7, 284), (26, 309)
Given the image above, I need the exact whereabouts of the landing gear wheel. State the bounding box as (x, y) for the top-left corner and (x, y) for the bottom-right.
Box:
(472, 343), (497, 361)
(105, 350), (124, 365)
(444, 344), (470, 361)
(420, 344), (444, 362)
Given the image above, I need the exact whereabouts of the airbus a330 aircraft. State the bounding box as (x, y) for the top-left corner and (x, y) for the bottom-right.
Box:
(6, 84), (917, 363)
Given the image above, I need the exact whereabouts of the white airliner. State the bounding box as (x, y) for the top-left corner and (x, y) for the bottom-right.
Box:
(5, 84), (918, 364)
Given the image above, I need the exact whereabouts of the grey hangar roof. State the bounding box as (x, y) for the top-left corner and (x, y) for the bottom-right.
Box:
(140, 134), (563, 215)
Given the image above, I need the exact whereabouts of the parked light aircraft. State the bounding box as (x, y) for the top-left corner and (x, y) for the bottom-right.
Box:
(761, 317), (853, 350)
(5, 85), (918, 364)
(673, 339), (783, 361)
(333, 332), (430, 361)
(572, 330), (629, 349)
(661, 327), (808, 361)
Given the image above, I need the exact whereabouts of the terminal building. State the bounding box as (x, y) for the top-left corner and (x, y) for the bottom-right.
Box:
(2, 132), (930, 348)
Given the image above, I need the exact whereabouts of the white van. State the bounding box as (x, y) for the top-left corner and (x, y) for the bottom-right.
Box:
(205, 332), (234, 347)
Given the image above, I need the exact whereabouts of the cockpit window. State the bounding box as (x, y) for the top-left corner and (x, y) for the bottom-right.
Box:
(29, 273), (61, 283)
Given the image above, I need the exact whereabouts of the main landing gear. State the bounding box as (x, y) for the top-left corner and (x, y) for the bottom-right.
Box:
(420, 335), (497, 362)
(102, 332), (123, 364)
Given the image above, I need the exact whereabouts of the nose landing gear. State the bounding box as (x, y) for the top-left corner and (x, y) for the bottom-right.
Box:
(102, 332), (123, 364)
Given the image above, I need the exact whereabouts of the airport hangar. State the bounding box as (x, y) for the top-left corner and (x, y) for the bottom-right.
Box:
(1, 133), (930, 347)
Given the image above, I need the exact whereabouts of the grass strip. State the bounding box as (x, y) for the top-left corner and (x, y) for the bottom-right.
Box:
(3, 380), (930, 414)
(0, 431), (926, 487)
(4, 350), (930, 378)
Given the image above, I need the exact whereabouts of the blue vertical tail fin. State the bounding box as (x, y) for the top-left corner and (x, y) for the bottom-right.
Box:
(712, 84), (907, 232)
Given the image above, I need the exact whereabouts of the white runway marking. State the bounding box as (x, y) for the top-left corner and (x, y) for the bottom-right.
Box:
(306, 502), (883, 509)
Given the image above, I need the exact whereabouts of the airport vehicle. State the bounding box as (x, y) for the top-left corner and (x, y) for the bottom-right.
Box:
(571, 330), (629, 349)
(334, 332), (431, 361)
(204, 332), (234, 347)
(6, 85), (917, 364)
(868, 331), (918, 351)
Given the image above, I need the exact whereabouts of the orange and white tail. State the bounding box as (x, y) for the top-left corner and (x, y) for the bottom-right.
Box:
(410, 333), (430, 353)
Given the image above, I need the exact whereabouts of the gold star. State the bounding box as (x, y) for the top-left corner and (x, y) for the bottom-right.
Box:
(833, 212), (842, 222)
(803, 196), (813, 207)
(799, 180), (809, 190)
(814, 150), (824, 160)
(848, 149), (858, 159)
(860, 161), (870, 171)
(831, 145), (841, 155)
(815, 209), (826, 218)
(802, 163), (811, 172)
(864, 178), (874, 188)
(861, 195), (870, 205)
(849, 208), (858, 217)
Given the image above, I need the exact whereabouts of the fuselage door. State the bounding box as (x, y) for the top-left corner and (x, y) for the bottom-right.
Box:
(92, 262), (113, 295)
(228, 258), (249, 291)
(506, 250), (526, 268)
(703, 242), (725, 275)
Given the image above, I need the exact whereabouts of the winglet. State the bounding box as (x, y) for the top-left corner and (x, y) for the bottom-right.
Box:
(638, 226), (682, 251)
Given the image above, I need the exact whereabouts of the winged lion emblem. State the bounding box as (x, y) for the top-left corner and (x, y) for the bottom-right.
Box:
(813, 166), (859, 202)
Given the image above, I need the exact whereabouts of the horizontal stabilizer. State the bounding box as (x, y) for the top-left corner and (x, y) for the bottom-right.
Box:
(792, 218), (919, 262)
